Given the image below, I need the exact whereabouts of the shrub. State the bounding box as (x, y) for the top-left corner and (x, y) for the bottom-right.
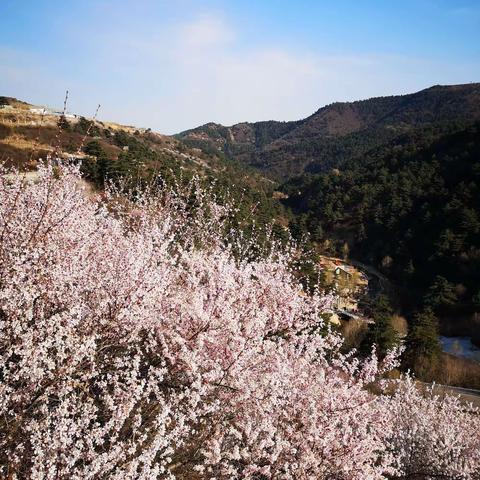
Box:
(0, 163), (479, 479)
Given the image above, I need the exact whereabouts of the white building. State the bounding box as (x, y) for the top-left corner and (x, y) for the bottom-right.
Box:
(29, 107), (48, 115)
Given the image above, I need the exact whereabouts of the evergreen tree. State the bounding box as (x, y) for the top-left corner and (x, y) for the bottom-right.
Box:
(472, 290), (480, 308)
(96, 153), (111, 186)
(81, 140), (112, 186)
(57, 114), (70, 130)
(83, 140), (103, 157)
(360, 295), (399, 359)
(424, 275), (457, 309)
(403, 308), (441, 376)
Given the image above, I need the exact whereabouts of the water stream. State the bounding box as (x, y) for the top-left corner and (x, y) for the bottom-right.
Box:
(440, 336), (480, 363)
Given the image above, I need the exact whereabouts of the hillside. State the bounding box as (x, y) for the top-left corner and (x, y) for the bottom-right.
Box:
(283, 122), (480, 323)
(2, 161), (480, 479)
(177, 83), (480, 180)
(0, 96), (289, 240)
(3, 89), (480, 334)
(0, 95), (249, 179)
(177, 84), (480, 337)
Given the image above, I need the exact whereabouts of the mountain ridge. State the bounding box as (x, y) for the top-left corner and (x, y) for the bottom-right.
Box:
(177, 83), (480, 180)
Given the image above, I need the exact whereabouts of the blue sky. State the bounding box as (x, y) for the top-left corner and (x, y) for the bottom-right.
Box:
(1, 0), (479, 133)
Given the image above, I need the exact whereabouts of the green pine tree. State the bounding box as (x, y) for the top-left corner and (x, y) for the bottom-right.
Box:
(403, 308), (441, 377)
(360, 295), (399, 359)
(424, 275), (457, 309)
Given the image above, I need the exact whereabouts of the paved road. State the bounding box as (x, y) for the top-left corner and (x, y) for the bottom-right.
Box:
(412, 381), (480, 407)
(430, 383), (480, 407)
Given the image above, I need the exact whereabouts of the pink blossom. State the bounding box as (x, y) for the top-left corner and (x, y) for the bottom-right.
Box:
(0, 162), (478, 479)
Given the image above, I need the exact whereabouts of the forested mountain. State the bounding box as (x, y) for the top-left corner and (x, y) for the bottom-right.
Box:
(178, 83), (480, 180)
(283, 122), (480, 312)
(178, 83), (480, 324)
(3, 87), (480, 316)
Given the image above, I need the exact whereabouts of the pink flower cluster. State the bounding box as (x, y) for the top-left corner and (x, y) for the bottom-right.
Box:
(0, 163), (479, 479)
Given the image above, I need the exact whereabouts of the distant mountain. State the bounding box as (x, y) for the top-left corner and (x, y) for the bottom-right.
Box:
(177, 83), (480, 180)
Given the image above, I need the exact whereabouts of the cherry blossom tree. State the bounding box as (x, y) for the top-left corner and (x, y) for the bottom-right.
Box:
(0, 162), (479, 479)
(387, 378), (480, 479)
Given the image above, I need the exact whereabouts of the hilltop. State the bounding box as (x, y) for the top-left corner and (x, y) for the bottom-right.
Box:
(0, 96), (289, 237)
(0, 95), (233, 174)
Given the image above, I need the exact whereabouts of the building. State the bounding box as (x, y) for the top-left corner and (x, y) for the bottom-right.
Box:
(29, 107), (48, 115)
(334, 265), (353, 280)
(324, 309), (341, 325)
(319, 255), (370, 320)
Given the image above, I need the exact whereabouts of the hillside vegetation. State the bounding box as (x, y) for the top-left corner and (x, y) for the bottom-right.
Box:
(1, 163), (479, 479)
(177, 83), (480, 180)
(2, 86), (480, 385)
(284, 122), (480, 310)
(178, 83), (480, 383)
(0, 97), (289, 246)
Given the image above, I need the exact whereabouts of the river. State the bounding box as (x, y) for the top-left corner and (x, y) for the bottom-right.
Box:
(440, 336), (480, 363)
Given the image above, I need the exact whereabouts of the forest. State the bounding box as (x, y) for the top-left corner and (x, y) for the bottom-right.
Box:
(283, 122), (480, 307)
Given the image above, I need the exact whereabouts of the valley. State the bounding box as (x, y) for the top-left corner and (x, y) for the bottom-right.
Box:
(178, 84), (480, 383)
(3, 3), (480, 476)
(2, 84), (480, 389)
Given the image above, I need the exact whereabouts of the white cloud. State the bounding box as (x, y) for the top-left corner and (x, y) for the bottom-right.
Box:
(179, 14), (235, 49)
(166, 45), (324, 127)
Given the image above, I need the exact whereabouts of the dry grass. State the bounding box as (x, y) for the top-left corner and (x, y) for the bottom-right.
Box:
(413, 352), (480, 390)
(437, 353), (480, 389)
(340, 318), (369, 350)
(0, 133), (53, 152)
(0, 109), (58, 128)
(391, 314), (408, 337)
